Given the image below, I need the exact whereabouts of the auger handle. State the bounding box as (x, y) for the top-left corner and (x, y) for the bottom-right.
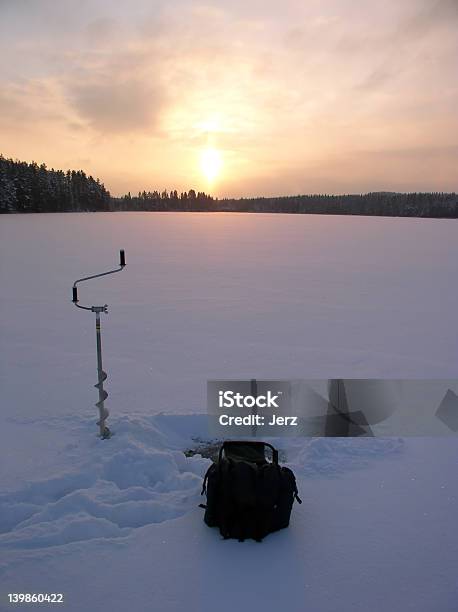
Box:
(72, 250), (126, 309)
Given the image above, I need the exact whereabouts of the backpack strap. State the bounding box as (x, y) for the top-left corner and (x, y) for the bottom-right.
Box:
(283, 466), (302, 504)
(201, 464), (214, 495)
(293, 480), (302, 504)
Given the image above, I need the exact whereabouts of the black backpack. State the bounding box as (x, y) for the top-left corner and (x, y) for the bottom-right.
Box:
(200, 440), (301, 542)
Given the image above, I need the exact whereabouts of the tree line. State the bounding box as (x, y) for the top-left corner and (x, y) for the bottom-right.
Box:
(112, 189), (214, 211)
(1, 154), (457, 218)
(217, 192), (458, 218)
(0, 155), (111, 213)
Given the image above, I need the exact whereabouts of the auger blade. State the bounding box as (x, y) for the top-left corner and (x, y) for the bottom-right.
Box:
(96, 411), (109, 426)
(94, 370), (108, 388)
(96, 392), (109, 408)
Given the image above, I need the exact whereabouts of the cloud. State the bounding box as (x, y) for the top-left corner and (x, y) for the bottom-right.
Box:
(326, 0), (458, 93)
(69, 76), (164, 133)
(0, 79), (71, 130)
(411, 0), (458, 29)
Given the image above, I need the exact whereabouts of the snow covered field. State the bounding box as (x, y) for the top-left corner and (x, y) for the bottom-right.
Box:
(1, 212), (457, 611)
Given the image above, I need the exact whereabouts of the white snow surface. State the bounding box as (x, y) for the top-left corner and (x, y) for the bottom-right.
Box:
(1, 212), (458, 611)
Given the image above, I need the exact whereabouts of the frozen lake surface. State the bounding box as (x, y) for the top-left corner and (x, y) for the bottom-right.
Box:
(1, 212), (458, 427)
(1, 212), (457, 612)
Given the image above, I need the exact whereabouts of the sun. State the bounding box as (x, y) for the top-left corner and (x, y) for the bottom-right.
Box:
(200, 147), (222, 183)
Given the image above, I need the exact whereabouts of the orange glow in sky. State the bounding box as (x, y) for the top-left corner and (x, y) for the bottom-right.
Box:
(200, 148), (223, 183)
(0, 1), (457, 197)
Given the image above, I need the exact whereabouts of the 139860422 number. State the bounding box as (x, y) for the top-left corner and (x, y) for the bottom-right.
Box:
(7, 593), (64, 604)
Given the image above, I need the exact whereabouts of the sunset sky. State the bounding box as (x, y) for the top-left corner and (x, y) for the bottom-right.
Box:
(1, 0), (457, 197)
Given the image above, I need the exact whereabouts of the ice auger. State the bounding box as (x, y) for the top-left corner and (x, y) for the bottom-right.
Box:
(72, 250), (126, 438)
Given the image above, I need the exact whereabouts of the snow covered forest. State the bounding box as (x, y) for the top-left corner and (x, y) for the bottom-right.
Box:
(1, 154), (458, 217)
(218, 191), (458, 218)
(0, 155), (111, 214)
